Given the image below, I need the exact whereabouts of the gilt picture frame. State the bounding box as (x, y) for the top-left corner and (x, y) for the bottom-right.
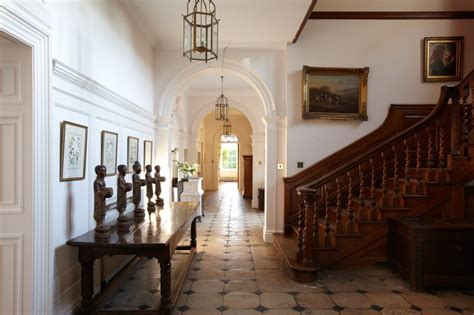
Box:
(423, 37), (463, 82)
(60, 121), (88, 181)
(127, 136), (139, 173)
(101, 131), (118, 176)
(302, 66), (369, 121)
(144, 140), (153, 167)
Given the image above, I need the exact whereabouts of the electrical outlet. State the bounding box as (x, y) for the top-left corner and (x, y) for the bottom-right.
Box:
(277, 163), (284, 170)
(297, 162), (304, 168)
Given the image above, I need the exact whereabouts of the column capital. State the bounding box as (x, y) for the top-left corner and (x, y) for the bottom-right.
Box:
(261, 115), (280, 129)
(156, 115), (173, 128)
(251, 134), (265, 143)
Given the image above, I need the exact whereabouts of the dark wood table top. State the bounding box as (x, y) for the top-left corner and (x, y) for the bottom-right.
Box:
(67, 202), (199, 248)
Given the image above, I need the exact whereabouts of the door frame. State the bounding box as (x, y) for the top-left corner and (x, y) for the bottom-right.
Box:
(0, 3), (52, 314)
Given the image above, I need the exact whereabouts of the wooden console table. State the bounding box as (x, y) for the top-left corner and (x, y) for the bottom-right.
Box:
(389, 217), (474, 291)
(67, 202), (199, 315)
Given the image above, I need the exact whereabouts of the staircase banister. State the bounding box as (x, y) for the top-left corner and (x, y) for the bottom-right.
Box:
(457, 70), (474, 95)
(300, 84), (454, 192)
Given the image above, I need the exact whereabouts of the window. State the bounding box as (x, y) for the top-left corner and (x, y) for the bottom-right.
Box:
(220, 133), (238, 170)
(220, 143), (237, 170)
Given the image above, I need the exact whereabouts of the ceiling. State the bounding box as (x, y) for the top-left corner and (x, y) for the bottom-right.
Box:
(184, 71), (257, 97)
(123, 0), (312, 49)
(314, 0), (474, 11)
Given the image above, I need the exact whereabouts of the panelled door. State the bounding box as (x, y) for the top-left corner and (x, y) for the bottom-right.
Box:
(0, 33), (33, 315)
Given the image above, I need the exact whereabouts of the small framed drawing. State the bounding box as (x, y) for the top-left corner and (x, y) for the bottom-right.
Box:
(302, 66), (369, 121)
(60, 121), (88, 181)
(127, 136), (139, 172)
(101, 131), (118, 176)
(423, 37), (463, 82)
(144, 140), (153, 167)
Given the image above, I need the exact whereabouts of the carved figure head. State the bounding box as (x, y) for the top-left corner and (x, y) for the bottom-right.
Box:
(145, 165), (152, 173)
(155, 165), (161, 173)
(118, 164), (127, 176)
(132, 161), (141, 173)
(95, 165), (106, 178)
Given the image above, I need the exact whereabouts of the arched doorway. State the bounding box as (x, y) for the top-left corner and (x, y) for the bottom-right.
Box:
(156, 61), (282, 242)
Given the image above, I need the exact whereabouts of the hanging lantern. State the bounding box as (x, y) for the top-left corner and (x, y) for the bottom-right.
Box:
(215, 75), (229, 120)
(183, 0), (219, 62)
(223, 118), (232, 135)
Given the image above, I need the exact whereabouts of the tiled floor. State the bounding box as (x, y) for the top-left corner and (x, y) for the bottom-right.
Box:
(105, 182), (474, 315)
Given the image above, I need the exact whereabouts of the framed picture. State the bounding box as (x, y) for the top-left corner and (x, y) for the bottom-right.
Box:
(101, 131), (118, 176)
(423, 37), (463, 82)
(144, 140), (153, 167)
(60, 121), (88, 181)
(127, 136), (139, 172)
(302, 66), (369, 121)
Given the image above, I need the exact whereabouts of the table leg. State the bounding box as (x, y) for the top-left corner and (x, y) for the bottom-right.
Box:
(78, 250), (95, 314)
(190, 217), (197, 248)
(159, 259), (172, 315)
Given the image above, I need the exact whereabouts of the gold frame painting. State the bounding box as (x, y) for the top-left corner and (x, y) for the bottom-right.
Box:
(423, 37), (463, 82)
(302, 66), (369, 121)
(60, 121), (88, 181)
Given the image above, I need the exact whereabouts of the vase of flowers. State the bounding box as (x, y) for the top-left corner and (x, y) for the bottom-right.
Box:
(174, 160), (199, 180)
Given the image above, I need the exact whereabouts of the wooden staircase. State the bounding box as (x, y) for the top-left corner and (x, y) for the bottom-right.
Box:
(275, 71), (474, 282)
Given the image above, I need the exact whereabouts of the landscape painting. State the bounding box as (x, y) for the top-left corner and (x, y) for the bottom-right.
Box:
(303, 66), (369, 121)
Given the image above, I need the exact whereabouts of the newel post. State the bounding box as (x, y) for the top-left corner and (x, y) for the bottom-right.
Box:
(296, 188), (318, 266)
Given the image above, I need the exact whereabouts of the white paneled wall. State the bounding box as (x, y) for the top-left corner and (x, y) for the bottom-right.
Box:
(51, 60), (155, 314)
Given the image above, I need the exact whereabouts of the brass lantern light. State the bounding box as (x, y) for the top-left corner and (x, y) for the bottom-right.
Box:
(223, 118), (232, 135)
(215, 75), (229, 121)
(183, 0), (219, 62)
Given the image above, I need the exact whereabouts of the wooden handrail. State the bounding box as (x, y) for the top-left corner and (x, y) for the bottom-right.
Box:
(298, 72), (473, 193)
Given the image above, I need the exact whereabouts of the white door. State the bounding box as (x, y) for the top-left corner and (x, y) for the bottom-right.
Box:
(0, 32), (33, 315)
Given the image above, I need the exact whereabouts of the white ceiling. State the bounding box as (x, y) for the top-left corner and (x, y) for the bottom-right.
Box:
(124, 0), (312, 49)
(184, 71), (257, 96)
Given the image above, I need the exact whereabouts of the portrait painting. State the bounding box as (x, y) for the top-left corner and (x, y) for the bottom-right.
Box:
(303, 66), (369, 120)
(60, 121), (88, 181)
(144, 140), (153, 167)
(423, 37), (463, 82)
(101, 131), (118, 176)
(127, 136), (139, 172)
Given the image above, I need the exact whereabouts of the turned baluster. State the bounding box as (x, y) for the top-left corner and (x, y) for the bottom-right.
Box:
(296, 199), (305, 262)
(404, 139), (411, 181)
(369, 159), (381, 220)
(313, 191), (320, 246)
(323, 185), (331, 248)
(462, 96), (471, 144)
(439, 124), (446, 170)
(392, 145), (402, 208)
(450, 94), (462, 155)
(380, 152), (388, 208)
(359, 164), (368, 220)
(300, 189), (317, 265)
(415, 133), (422, 184)
(426, 127), (435, 182)
(346, 171), (356, 234)
(335, 177), (343, 233)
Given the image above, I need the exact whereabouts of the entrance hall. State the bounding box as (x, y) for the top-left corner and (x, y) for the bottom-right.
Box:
(101, 183), (473, 314)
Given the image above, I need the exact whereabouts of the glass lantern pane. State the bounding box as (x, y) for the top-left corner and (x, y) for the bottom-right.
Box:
(212, 19), (218, 58)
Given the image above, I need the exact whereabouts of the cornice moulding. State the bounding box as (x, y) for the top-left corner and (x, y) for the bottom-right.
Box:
(52, 59), (156, 123)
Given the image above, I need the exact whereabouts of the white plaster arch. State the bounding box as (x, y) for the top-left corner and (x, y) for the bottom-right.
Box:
(159, 60), (277, 118)
(190, 100), (260, 137)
